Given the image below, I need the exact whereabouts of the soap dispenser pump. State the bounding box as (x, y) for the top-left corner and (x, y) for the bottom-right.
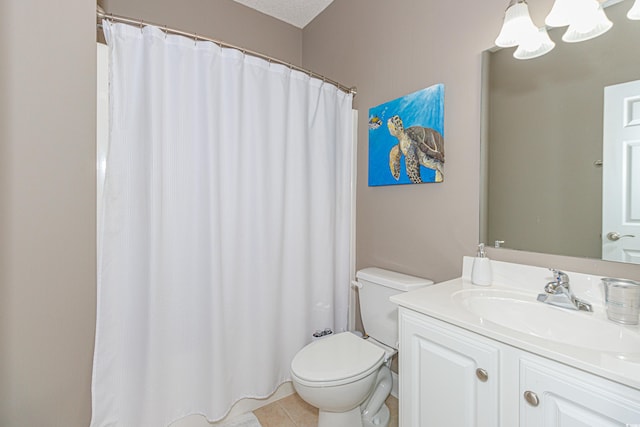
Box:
(471, 243), (492, 286)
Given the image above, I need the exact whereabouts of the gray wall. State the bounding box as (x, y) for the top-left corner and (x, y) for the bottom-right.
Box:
(302, 0), (518, 282)
(303, 0), (640, 282)
(1, 1), (96, 425)
(301, 1), (493, 282)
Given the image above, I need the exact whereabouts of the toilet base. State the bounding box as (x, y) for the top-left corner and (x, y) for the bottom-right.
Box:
(318, 406), (363, 427)
(363, 403), (390, 427)
(316, 403), (390, 427)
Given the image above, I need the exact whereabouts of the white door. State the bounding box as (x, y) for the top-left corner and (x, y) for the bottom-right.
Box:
(602, 80), (640, 264)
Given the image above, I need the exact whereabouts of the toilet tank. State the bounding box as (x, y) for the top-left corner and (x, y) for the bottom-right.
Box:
(356, 268), (433, 348)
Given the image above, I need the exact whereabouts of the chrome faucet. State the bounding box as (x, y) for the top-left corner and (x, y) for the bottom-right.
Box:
(537, 269), (593, 312)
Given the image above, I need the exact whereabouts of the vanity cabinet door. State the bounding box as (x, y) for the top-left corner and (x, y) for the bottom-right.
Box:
(398, 308), (500, 427)
(520, 356), (640, 426)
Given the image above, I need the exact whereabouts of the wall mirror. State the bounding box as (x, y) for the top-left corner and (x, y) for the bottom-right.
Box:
(481, 0), (640, 265)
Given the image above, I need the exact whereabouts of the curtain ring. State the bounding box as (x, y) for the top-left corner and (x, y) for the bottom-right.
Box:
(139, 20), (144, 33)
(194, 33), (199, 46)
(163, 25), (168, 39)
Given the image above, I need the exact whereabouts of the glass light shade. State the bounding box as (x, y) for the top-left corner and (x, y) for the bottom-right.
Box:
(495, 1), (540, 47)
(514, 27), (556, 60)
(562, 3), (613, 43)
(545, 0), (578, 27)
(628, 0), (640, 20)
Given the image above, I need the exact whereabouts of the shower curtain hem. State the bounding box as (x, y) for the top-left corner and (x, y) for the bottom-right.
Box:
(166, 378), (294, 426)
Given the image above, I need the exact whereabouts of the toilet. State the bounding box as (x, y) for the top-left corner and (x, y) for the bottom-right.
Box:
(290, 268), (433, 427)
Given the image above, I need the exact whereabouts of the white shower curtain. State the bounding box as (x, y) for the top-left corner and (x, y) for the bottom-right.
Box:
(91, 22), (353, 427)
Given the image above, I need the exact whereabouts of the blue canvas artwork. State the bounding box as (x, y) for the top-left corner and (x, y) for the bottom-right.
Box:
(368, 84), (445, 186)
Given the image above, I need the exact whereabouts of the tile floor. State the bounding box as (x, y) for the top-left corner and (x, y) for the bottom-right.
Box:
(253, 392), (398, 427)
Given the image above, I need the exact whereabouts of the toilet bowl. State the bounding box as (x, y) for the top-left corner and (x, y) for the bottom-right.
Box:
(290, 268), (434, 427)
(290, 332), (393, 427)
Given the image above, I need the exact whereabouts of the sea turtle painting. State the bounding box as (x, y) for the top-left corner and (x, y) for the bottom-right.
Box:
(368, 84), (445, 186)
(387, 115), (445, 183)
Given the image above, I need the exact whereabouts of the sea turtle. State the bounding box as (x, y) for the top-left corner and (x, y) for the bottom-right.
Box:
(387, 115), (445, 183)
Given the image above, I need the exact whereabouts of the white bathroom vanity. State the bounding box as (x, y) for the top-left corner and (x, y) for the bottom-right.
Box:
(391, 257), (640, 426)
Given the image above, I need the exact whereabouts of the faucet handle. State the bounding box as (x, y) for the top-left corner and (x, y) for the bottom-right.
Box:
(549, 268), (570, 286)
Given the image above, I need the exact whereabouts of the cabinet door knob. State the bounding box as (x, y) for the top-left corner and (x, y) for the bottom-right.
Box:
(524, 390), (539, 407)
(476, 368), (488, 382)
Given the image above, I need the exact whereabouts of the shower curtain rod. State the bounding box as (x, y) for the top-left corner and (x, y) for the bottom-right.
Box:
(96, 6), (357, 97)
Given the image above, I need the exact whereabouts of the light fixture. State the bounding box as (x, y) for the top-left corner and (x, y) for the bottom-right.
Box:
(514, 27), (556, 60)
(495, 0), (539, 47)
(544, 0), (613, 42)
(628, 0), (640, 20)
(496, 0), (624, 60)
(545, 0), (576, 27)
(561, 2), (612, 42)
(495, 0), (555, 60)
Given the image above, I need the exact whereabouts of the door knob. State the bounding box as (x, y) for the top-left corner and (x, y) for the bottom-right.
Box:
(607, 232), (636, 241)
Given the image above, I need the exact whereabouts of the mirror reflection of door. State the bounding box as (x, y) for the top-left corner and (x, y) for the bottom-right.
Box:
(603, 79), (640, 264)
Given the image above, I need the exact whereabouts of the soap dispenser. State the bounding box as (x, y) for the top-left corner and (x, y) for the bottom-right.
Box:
(471, 243), (492, 286)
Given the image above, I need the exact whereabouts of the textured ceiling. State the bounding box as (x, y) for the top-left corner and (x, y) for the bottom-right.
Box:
(231, 0), (334, 28)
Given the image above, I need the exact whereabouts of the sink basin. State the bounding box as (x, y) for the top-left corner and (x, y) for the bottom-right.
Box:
(451, 289), (640, 355)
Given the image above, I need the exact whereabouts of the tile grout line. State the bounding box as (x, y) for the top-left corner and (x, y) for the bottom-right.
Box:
(274, 400), (300, 426)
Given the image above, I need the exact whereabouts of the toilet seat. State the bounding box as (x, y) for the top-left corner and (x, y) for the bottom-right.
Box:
(291, 332), (385, 387)
(364, 336), (398, 362)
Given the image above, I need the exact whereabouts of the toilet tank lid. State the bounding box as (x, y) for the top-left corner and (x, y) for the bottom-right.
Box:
(356, 267), (434, 291)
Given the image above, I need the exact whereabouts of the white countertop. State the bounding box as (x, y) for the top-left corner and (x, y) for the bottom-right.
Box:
(390, 257), (640, 390)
